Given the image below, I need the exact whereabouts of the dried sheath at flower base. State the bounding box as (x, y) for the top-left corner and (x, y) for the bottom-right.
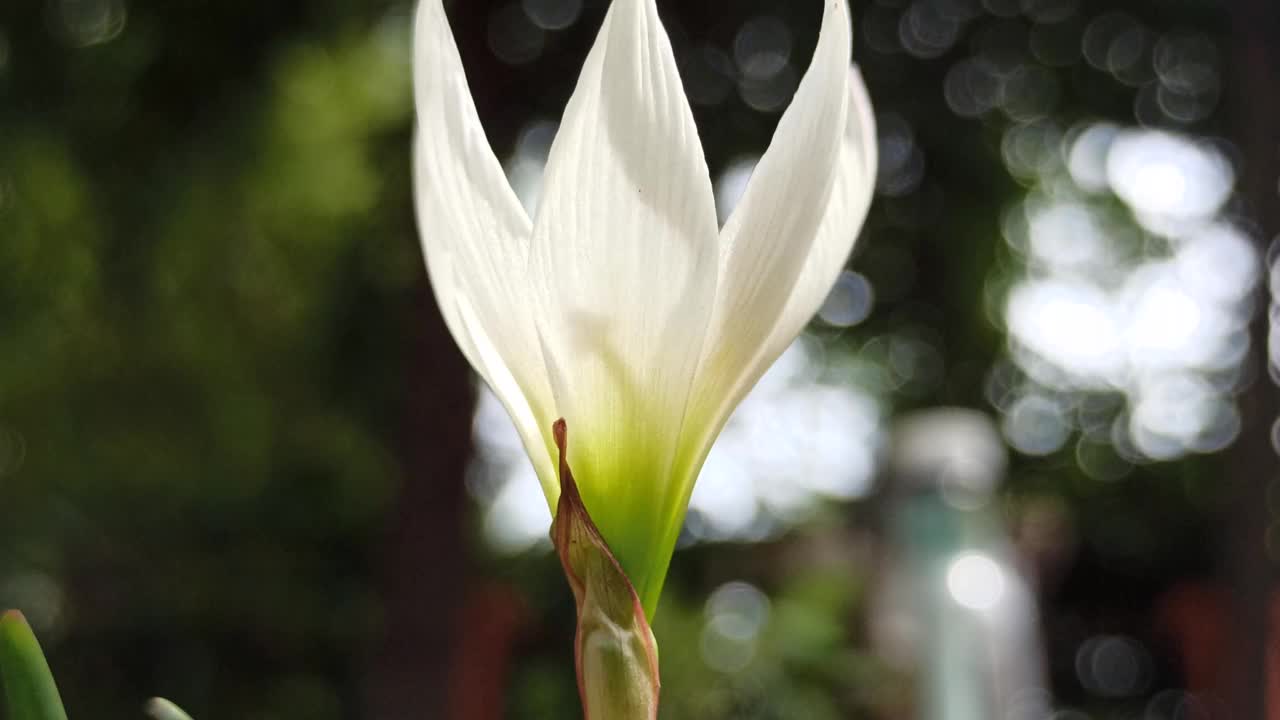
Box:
(551, 420), (660, 720)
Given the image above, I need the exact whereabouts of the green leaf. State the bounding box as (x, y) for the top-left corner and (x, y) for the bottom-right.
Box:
(0, 611), (69, 720)
(145, 697), (195, 720)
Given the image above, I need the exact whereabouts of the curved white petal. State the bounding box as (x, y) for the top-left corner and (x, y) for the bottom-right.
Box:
(679, 63), (877, 489)
(675, 1), (858, 475)
(528, 0), (720, 591)
(413, 0), (557, 496)
(766, 68), (877, 358)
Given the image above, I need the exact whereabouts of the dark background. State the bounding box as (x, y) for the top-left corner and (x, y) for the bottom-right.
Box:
(0, 0), (1277, 717)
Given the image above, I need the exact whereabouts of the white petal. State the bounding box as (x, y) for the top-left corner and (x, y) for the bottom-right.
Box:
(683, 62), (877, 472)
(413, 0), (557, 496)
(451, 287), (554, 489)
(677, 1), (856, 455)
(767, 67), (877, 355)
(528, 0), (720, 572)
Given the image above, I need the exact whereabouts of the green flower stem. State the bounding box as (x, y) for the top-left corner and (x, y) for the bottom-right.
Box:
(0, 611), (69, 720)
(551, 420), (661, 720)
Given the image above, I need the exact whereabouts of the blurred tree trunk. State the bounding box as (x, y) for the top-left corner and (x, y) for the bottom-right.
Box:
(367, 285), (476, 720)
(366, 5), (522, 718)
(1224, 0), (1280, 717)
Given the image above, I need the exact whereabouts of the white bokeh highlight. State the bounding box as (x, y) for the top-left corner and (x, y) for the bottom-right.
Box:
(1001, 122), (1258, 462)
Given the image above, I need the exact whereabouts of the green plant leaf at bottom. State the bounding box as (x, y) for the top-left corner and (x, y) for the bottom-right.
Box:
(0, 611), (69, 720)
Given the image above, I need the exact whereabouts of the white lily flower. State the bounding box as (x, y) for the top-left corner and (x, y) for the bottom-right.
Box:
(413, 0), (876, 616)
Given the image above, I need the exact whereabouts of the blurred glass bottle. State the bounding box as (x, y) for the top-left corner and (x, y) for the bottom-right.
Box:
(870, 409), (1051, 720)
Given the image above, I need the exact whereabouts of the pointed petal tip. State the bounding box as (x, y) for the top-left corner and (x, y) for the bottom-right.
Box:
(412, 0), (461, 83)
(146, 698), (196, 720)
(414, 0), (445, 22)
(618, 0), (657, 16)
(0, 610), (25, 625)
(412, 0), (443, 41)
(821, 0), (853, 43)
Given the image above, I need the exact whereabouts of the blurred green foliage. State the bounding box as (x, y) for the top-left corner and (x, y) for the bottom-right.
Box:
(1, 1), (422, 716)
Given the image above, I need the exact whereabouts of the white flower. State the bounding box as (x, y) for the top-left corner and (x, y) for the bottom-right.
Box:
(413, 0), (876, 615)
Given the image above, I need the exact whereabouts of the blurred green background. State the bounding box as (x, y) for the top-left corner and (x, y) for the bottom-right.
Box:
(1, 0), (1277, 718)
